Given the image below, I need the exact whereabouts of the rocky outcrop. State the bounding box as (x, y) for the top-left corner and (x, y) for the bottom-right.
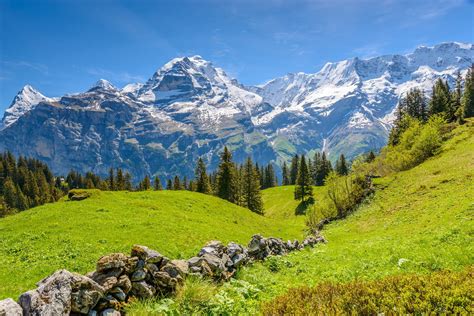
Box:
(3, 233), (326, 315)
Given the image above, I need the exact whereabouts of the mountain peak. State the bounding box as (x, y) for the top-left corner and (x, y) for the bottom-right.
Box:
(89, 79), (117, 91)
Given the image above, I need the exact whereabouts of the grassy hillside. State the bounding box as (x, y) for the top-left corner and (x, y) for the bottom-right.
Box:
(127, 121), (474, 314)
(0, 190), (308, 299)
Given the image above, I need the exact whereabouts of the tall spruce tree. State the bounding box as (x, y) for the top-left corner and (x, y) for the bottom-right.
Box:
(124, 173), (132, 191)
(335, 154), (349, 175)
(460, 65), (474, 119)
(290, 154), (299, 185)
(281, 162), (290, 185)
(195, 158), (211, 194)
(173, 176), (181, 190)
(216, 147), (238, 203)
(166, 179), (173, 190)
(242, 157), (264, 214)
(429, 78), (451, 117)
(294, 155), (313, 203)
(153, 176), (162, 191)
(108, 168), (115, 191)
(116, 169), (125, 190)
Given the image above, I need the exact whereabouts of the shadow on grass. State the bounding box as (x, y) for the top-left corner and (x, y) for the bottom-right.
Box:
(295, 201), (310, 216)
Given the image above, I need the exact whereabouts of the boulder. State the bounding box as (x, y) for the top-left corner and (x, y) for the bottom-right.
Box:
(0, 298), (22, 316)
(302, 235), (327, 248)
(131, 281), (156, 299)
(116, 275), (132, 294)
(131, 269), (147, 282)
(248, 234), (271, 260)
(87, 269), (122, 292)
(198, 240), (225, 257)
(96, 253), (128, 273)
(131, 245), (164, 265)
(100, 308), (121, 316)
(18, 270), (103, 315)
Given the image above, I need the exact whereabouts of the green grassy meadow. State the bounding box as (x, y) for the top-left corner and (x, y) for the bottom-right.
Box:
(0, 189), (308, 299)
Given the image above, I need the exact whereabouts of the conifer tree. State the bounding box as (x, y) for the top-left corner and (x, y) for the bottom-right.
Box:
(294, 155), (313, 203)
(281, 161), (290, 185)
(460, 65), (474, 119)
(3, 177), (16, 210)
(124, 173), (132, 191)
(290, 154), (299, 185)
(153, 176), (162, 191)
(173, 176), (181, 190)
(16, 184), (29, 211)
(242, 157), (264, 214)
(452, 72), (463, 122)
(366, 151), (376, 163)
(263, 164), (277, 188)
(195, 158), (211, 194)
(335, 154), (349, 175)
(142, 175), (151, 190)
(108, 168), (115, 191)
(116, 168), (125, 190)
(429, 78), (451, 117)
(216, 147), (238, 203)
(166, 179), (173, 190)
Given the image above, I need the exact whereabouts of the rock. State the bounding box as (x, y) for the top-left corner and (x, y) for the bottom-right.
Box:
(96, 253), (128, 273)
(94, 295), (118, 311)
(109, 287), (127, 301)
(198, 240), (225, 257)
(100, 308), (121, 316)
(88, 310), (98, 316)
(131, 245), (163, 265)
(131, 281), (156, 299)
(231, 253), (247, 268)
(116, 275), (132, 294)
(302, 235), (326, 248)
(18, 269), (103, 315)
(131, 269), (146, 282)
(0, 298), (22, 316)
(68, 191), (91, 201)
(248, 234), (271, 260)
(88, 269), (121, 292)
(226, 242), (245, 258)
(168, 260), (189, 276)
(267, 237), (287, 256)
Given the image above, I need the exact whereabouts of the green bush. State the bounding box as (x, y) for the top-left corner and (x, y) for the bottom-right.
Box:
(262, 267), (474, 315)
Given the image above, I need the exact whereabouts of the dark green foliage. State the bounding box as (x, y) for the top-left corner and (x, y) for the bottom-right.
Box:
(139, 175), (151, 191)
(429, 78), (451, 116)
(262, 163), (277, 189)
(173, 176), (182, 190)
(116, 168), (125, 191)
(195, 158), (211, 194)
(289, 155), (299, 185)
(108, 167), (115, 191)
(366, 151), (376, 163)
(166, 179), (173, 190)
(216, 147), (238, 203)
(335, 154), (349, 175)
(294, 155), (313, 203)
(313, 152), (333, 186)
(281, 162), (290, 185)
(242, 157), (264, 214)
(460, 65), (474, 120)
(153, 176), (162, 191)
(0, 152), (62, 214)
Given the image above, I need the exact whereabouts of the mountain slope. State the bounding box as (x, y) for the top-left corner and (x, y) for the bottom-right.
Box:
(0, 190), (306, 299)
(0, 42), (472, 179)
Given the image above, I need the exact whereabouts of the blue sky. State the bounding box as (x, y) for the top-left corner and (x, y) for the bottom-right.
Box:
(0, 0), (473, 112)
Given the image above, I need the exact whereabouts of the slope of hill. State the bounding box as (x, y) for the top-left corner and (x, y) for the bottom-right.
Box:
(0, 42), (472, 179)
(0, 190), (306, 299)
(126, 121), (474, 314)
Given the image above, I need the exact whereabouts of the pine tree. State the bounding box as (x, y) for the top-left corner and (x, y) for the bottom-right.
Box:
(3, 177), (16, 210)
(405, 88), (427, 121)
(429, 78), (451, 117)
(116, 168), (125, 190)
(153, 176), (162, 190)
(124, 172), (132, 191)
(166, 179), (173, 190)
(108, 168), (115, 191)
(460, 65), (474, 119)
(15, 185), (29, 211)
(142, 175), (151, 190)
(366, 151), (376, 163)
(216, 147), (238, 203)
(294, 155), (313, 203)
(263, 164), (277, 188)
(452, 71), (463, 122)
(290, 154), (299, 185)
(195, 158), (211, 194)
(242, 157), (264, 214)
(281, 161), (290, 185)
(173, 176), (181, 190)
(335, 154), (349, 175)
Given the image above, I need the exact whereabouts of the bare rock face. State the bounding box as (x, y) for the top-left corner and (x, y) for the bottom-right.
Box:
(0, 298), (22, 316)
(18, 269), (104, 315)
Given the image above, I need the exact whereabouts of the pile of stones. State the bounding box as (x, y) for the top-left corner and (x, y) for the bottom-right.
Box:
(0, 234), (326, 315)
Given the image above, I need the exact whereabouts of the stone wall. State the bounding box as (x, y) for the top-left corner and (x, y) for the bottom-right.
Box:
(0, 234), (326, 316)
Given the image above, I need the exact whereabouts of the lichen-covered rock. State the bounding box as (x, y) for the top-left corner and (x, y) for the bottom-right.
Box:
(131, 281), (156, 299)
(96, 253), (128, 273)
(0, 298), (22, 316)
(131, 245), (164, 265)
(131, 269), (147, 282)
(87, 268), (122, 292)
(100, 307), (121, 316)
(302, 235), (327, 248)
(116, 275), (132, 294)
(198, 240), (225, 257)
(248, 234), (271, 260)
(18, 269), (103, 315)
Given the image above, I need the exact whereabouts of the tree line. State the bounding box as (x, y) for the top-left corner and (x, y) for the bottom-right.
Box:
(389, 66), (474, 145)
(0, 152), (63, 215)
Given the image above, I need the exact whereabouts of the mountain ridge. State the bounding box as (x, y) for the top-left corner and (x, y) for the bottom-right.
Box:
(0, 41), (472, 180)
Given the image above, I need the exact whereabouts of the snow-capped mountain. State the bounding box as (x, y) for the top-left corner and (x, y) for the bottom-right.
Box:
(0, 42), (472, 180)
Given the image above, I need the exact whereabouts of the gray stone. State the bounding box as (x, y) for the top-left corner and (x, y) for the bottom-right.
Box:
(131, 245), (163, 265)
(96, 253), (128, 273)
(131, 269), (146, 282)
(0, 298), (22, 316)
(110, 287), (127, 302)
(100, 308), (121, 316)
(198, 240), (224, 257)
(131, 281), (156, 299)
(18, 269), (103, 316)
(116, 275), (132, 294)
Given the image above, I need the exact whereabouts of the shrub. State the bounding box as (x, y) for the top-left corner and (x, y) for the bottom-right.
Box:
(262, 267), (474, 315)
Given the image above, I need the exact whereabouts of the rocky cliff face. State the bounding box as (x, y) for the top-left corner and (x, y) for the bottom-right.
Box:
(0, 42), (472, 180)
